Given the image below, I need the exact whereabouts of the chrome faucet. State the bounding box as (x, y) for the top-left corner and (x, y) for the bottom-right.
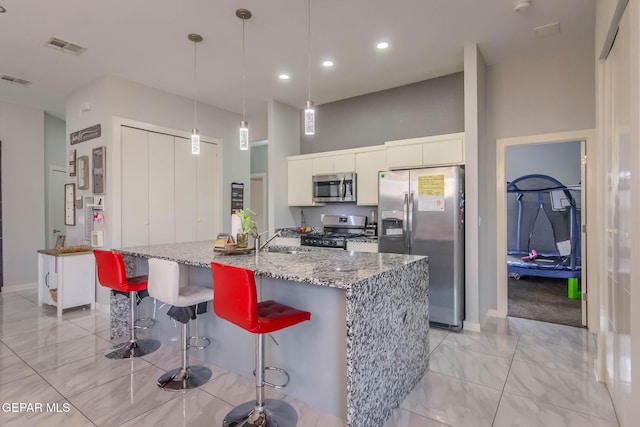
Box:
(257, 229), (282, 252)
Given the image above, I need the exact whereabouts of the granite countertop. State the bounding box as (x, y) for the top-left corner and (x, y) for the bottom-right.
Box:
(118, 241), (425, 290)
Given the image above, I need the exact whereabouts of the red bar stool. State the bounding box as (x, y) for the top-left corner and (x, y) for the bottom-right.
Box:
(93, 249), (161, 359)
(211, 262), (311, 427)
(147, 258), (213, 391)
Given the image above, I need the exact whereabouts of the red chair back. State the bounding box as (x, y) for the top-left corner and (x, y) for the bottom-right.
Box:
(210, 262), (258, 332)
(93, 249), (129, 292)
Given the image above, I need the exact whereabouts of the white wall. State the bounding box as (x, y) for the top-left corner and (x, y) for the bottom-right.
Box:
(248, 112), (268, 143)
(65, 75), (246, 247)
(463, 43), (485, 329)
(506, 141), (581, 185)
(267, 100), (300, 233)
(0, 101), (45, 287)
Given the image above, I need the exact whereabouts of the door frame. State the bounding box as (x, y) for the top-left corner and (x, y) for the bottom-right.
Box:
(48, 165), (66, 249)
(495, 129), (597, 332)
(250, 173), (268, 234)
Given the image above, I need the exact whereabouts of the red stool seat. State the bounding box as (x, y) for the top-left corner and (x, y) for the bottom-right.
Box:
(256, 300), (311, 334)
(211, 262), (311, 334)
(93, 249), (148, 292)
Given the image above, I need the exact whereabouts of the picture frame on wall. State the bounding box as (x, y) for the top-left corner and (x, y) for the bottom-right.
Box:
(77, 155), (89, 189)
(64, 183), (76, 226)
(68, 149), (76, 177)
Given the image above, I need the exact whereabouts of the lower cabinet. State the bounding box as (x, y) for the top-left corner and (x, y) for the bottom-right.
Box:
(346, 241), (379, 253)
(37, 251), (96, 317)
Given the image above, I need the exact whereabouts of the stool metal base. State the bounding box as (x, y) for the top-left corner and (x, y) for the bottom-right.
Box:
(222, 399), (298, 427)
(104, 339), (161, 359)
(157, 366), (212, 391)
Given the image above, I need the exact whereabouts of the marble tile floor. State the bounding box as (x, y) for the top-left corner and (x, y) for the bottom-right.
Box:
(0, 289), (618, 427)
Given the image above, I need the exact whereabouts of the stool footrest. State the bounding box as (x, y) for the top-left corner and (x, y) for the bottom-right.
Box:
(188, 335), (211, 350)
(134, 317), (155, 330)
(253, 366), (290, 389)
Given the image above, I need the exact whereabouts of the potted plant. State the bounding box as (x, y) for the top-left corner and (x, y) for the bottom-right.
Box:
(235, 209), (257, 248)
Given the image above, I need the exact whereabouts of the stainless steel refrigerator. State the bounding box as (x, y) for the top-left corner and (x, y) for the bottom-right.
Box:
(378, 166), (465, 330)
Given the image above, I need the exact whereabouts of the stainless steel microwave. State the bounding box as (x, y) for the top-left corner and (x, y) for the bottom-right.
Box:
(313, 173), (357, 203)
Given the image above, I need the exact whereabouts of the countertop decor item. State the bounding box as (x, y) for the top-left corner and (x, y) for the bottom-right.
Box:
(235, 209), (257, 248)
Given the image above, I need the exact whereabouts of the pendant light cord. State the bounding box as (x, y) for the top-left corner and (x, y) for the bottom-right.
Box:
(242, 18), (246, 122)
(193, 40), (198, 129)
(307, 0), (311, 101)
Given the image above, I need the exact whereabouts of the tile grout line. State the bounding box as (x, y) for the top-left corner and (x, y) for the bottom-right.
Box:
(491, 334), (520, 426)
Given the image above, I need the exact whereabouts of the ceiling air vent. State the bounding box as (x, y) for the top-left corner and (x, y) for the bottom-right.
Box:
(45, 37), (86, 55)
(1, 74), (32, 86)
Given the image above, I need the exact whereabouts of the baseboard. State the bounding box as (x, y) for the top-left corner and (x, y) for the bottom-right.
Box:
(1, 282), (38, 293)
(463, 320), (481, 332)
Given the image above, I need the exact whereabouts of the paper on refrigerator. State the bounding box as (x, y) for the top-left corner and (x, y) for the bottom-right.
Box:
(417, 174), (445, 211)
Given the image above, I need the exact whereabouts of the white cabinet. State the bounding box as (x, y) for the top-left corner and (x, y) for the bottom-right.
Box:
(288, 158), (315, 206)
(312, 154), (356, 175)
(355, 148), (388, 206)
(346, 241), (379, 253)
(386, 133), (465, 169)
(37, 251), (96, 317)
(121, 127), (218, 246)
(148, 132), (175, 245)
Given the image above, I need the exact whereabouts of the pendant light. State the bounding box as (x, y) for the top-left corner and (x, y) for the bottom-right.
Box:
(188, 33), (203, 155)
(237, 8), (252, 151)
(304, 0), (315, 136)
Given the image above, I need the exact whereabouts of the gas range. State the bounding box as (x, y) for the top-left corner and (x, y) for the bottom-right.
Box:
(300, 232), (364, 249)
(300, 215), (366, 250)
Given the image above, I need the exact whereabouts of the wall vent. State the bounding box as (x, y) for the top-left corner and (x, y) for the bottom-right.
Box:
(1, 74), (32, 86)
(45, 37), (86, 55)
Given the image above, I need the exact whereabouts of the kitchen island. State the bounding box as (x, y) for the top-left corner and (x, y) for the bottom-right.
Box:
(116, 241), (429, 427)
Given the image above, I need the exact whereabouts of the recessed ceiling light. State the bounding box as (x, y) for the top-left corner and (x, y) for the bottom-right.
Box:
(376, 41), (389, 50)
(322, 60), (334, 67)
(279, 73), (290, 80)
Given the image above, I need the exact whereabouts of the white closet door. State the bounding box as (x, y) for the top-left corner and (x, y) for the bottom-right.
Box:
(148, 132), (175, 245)
(121, 127), (149, 247)
(174, 137), (197, 242)
(197, 142), (218, 240)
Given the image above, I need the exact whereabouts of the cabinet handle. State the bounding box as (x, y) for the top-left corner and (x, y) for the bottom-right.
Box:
(45, 272), (49, 288)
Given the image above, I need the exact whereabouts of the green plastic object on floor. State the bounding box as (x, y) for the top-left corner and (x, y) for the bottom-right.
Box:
(568, 278), (581, 300)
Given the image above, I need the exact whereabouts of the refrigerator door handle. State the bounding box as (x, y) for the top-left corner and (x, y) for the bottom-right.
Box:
(408, 192), (415, 252)
(403, 193), (410, 252)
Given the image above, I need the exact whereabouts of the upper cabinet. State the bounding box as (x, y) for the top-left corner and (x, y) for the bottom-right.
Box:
(287, 132), (464, 207)
(355, 147), (388, 206)
(312, 153), (355, 175)
(288, 158), (315, 206)
(385, 132), (465, 169)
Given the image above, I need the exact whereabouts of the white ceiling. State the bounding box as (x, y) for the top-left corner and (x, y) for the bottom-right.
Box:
(0, 0), (595, 119)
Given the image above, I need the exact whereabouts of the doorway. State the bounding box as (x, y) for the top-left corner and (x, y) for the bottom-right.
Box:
(496, 129), (597, 331)
(250, 173), (267, 234)
(48, 166), (66, 248)
(505, 141), (582, 327)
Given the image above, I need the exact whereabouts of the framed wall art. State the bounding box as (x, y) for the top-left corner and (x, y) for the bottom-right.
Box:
(64, 183), (76, 226)
(77, 155), (89, 189)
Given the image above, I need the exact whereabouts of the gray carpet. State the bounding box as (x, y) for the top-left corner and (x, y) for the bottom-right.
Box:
(508, 276), (582, 327)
